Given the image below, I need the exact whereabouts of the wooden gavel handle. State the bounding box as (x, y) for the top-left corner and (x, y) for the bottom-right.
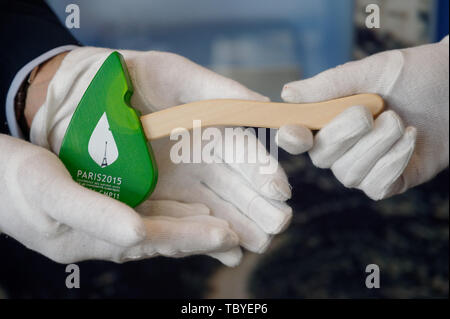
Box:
(140, 93), (385, 140)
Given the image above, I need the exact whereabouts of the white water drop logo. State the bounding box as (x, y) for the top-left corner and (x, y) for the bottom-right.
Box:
(88, 113), (119, 168)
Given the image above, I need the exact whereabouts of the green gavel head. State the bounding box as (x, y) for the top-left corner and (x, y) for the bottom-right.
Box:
(59, 51), (158, 207)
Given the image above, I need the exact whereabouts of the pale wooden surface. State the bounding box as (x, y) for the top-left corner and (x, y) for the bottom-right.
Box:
(141, 93), (385, 140)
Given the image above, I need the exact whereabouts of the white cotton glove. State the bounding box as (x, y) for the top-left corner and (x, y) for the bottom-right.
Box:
(0, 134), (239, 264)
(29, 47), (293, 262)
(277, 36), (449, 200)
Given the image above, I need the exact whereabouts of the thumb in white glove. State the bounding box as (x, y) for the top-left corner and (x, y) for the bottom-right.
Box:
(277, 36), (449, 200)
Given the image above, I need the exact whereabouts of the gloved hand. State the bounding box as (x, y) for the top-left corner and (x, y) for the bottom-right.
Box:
(277, 36), (449, 200)
(29, 47), (293, 260)
(0, 134), (239, 264)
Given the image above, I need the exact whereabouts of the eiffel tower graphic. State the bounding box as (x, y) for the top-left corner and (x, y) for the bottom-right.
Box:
(101, 141), (108, 167)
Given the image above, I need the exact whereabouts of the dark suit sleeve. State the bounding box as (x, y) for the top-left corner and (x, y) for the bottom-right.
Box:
(0, 0), (80, 135)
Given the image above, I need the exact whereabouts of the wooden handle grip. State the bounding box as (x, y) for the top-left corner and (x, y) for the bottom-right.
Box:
(140, 93), (385, 140)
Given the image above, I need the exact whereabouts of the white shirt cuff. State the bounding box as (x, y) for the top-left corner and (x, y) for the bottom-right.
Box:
(5, 45), (79, 139)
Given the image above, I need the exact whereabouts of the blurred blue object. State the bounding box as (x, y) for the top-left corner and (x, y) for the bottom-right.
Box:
(46, 0), (353, 78)
(435, 0), (449, 41)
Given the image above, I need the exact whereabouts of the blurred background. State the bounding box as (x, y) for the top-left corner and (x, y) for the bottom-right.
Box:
(0, 0), (448, 298)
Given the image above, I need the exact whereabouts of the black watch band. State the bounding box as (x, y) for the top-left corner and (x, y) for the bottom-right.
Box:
(13, 66), (38, 140)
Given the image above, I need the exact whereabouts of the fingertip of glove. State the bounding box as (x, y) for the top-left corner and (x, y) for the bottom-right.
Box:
(209, 227), (240, 250)
(405, 126), (417, 141)
(281, 79), (324, 103)
(380, 110), (405, 134)
(215, 247), (243, 267)
(337, 105), (374, 129)
(269, 206), (293, 235)
(276, 125), (313, 155)
(250, 93), (270, 103)
(261, 203), (293, 235)
(269, 179), (292, 201)
(260, 95), (271, 102)
(113, 212), (147, 247)
(121, 224), (147, 247)
(364, 180), (402, 201)
(281, 84), (299, 103)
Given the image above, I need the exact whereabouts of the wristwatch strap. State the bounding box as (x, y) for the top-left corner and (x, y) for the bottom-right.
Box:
(14, 65), (39, 140)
